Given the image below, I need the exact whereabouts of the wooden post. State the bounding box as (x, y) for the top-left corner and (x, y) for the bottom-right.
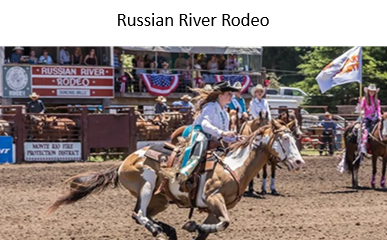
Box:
(128, 107), (137, 153)
(81, 107), (89, 161)
(15, 107), (25, 164)
(296, 107), (303, 151)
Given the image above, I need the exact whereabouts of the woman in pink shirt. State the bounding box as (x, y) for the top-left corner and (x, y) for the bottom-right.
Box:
(360, 84), (381, 154)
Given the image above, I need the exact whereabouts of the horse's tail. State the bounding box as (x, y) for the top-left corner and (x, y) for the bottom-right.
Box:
(343, 123), (358, 173)
(46, 165), (120, 214)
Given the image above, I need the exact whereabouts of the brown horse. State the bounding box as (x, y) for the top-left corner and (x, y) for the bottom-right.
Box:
(47, 120), (305, 240)
(340, 112), (387, 188)
(244, 111), (303, 195)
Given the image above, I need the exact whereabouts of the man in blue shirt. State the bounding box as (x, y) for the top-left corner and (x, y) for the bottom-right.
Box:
(318, 112), (336, 156)
(228, 82), (249, 119)
(172, 95), (194, 113)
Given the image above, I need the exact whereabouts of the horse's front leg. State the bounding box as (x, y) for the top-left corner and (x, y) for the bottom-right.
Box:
(261, 163), (268, 195)
(270, 160), (279, 196)
(381, 156), (387, 189)
(182, 193), (230, 239)
(371, 154), (378, 188)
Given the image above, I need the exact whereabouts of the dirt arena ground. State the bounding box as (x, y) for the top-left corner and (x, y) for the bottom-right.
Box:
(1, 156), (387, 240)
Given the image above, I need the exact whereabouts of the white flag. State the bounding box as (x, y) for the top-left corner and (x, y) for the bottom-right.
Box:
(315, 46), (362, 94)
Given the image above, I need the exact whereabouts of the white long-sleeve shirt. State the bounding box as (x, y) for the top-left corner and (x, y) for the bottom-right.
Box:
(250, 98), (272, 120)
(192, 101), (236, 143)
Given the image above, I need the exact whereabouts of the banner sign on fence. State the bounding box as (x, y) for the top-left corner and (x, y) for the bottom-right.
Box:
(0, 136), (15, 164)
(31, 66), (114, 98)
(2, 65), (114, 98)
(24, 142), (82, 162)
(2, 66), (32, 98)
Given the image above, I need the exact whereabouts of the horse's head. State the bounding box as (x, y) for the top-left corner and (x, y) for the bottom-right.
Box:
(286, 116), (303, 140)
(229, 110), (238, 132)
(381, 112), (387, 140)
(264, 119), (305, 171)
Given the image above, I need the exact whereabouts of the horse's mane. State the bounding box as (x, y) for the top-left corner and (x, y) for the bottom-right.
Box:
(230, 124), (272, 151)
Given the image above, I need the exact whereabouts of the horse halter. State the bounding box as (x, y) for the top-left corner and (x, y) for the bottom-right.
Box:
(268, 128), (291, 163)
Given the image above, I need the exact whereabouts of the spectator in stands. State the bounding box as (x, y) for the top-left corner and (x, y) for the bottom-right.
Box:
(154, 96), (169, 114)
(174, 53), (188, 72)
(225, 54), (239, 71)
(27, 92), (45, 114)
(159, 62), (170, 74)
(84, 49), (98, 66)
(147, 62), (157, 74)
(11, 46), (25, 63)
(71, 47), (83, 65)
(60, 47), (71, 65)
(28, 51), (38, 64)
(113, 48), (122, 68)
(207, 55), (219, 74)
(152, 52), (167, 69)
(172, 95), (195, 113)
(193, 64), (204, 88)
(39, 50), (53, 64)
(318, 112), (336, 156)
(218, 55), (226, 70)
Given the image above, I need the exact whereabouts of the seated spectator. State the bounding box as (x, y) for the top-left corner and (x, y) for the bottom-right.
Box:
(224, 54), (239, 71)
(173, 95), (194, 113)
(60, 47), (71, 65)
(28, 51), (38, 64)
(147, 62), (157, 74)
(218, 55), (226, 71)
(39, 50), (53, 64)
(159, 62), (170, 74)
(174, 53), (188, 72)
(152, 52), (167, 69)
(84, 49), (98, 66)
(154, 96), (169, 114)
(71, 47), (83, 65)
(207, 55), (219, 74)
(11, 46), (25, 63)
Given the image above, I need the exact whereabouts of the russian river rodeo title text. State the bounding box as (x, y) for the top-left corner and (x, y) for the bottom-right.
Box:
(118, 13), (269, 27)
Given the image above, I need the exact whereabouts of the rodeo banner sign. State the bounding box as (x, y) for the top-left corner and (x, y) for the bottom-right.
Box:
(2, 65), (32, 98)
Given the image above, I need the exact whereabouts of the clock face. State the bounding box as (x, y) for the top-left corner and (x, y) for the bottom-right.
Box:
(6, 66), (28, 91)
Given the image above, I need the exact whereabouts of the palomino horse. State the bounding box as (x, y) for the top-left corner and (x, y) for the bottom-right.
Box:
(47, 120), (305, 240)
(243, 111), (303, 195)
(340, 112), (387, 188)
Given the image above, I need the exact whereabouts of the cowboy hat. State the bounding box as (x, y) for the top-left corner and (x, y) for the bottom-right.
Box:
(156, 96), (167, 103)
(180, 95), (192, 100)
(213, 81), (239, 93)
(324, 111), (332, 116)
(251, 84), (265, 96)
(203, 84), (212, 91)
(364, 84), (380, 93)
(13, 46), (24, 51)
(29, 92), (40, 99)
(232, 81), (243, 90)
(162, 62), (169, 67)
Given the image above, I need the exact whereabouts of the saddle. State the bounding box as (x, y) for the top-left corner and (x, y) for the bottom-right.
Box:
(144, 141), (226, 209)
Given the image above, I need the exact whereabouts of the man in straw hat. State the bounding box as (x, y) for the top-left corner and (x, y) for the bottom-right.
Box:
(172, 94), (194, 113)
(11, 46), (25, 63)
(318, 111), (336, 156)
(250, 84), (272, 120)
(26, 92), (46, 114)
(228, 81), (249, 119)
(154, 96), (169, 114)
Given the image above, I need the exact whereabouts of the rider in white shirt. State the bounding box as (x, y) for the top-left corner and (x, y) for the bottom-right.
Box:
(177, 81), (239, 183)
(249, 84), (272, 120)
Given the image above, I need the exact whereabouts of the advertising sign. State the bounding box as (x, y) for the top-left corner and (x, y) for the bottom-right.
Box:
(24, 142), (82, 162)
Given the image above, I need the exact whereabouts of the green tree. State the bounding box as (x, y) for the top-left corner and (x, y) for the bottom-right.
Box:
(293, 47), (387, 110)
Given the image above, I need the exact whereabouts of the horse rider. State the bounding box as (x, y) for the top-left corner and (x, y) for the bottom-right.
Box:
(359, 84), (382, 156)
(177, 81), (239, 183)
(228, 82), (249, 120)
(318, 112), (337, 156)
(250, 84), (272, 120)
(154, 96), (169, 114)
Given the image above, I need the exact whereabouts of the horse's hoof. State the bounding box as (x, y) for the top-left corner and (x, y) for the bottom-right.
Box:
(271, 189), (280, 196)
(371, 184), (376, 189)
(155, 233), (168, 240)
(182, 221), (198, 233)
(261, 189), (267, 195)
